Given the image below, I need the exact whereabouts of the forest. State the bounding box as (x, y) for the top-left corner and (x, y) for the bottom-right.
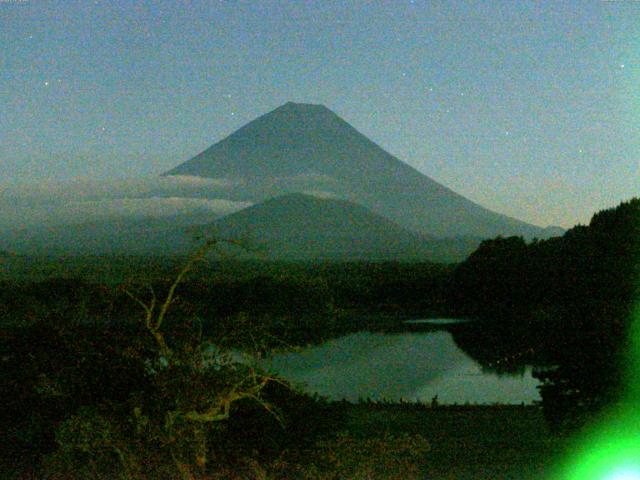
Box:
(1, 198), (638, 478)
(451, 197), (640, 431)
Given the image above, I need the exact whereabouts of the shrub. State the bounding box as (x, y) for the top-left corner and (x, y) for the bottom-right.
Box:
(45, 242), (282, 479)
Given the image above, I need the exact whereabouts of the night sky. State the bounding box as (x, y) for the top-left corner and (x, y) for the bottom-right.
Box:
(1, 0), (638, 228)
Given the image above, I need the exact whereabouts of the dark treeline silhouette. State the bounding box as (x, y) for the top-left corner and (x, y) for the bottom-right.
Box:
(0, 261), (453, 345)
(0, 260), (452, 477)
(451, 198), (640, 431)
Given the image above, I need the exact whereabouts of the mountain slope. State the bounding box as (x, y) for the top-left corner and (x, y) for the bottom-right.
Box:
(166, 102), (561, 239)
(194, 193), (479, 262)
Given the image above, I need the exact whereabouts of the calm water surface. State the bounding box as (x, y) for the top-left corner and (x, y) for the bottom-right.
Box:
(264, 328), (540, 405)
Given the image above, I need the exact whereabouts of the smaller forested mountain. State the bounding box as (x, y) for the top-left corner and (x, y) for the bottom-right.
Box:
(451, 198), (640, 431)
(0, 194), (478, 261)
(193, 193), (479, 263)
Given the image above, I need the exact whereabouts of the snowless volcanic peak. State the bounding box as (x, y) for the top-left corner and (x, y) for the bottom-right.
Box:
(165, 101), (383, 179)
(165, 102), (560, 240)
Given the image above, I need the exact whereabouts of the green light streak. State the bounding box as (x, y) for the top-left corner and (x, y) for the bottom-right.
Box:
(550, 307), (640, 480)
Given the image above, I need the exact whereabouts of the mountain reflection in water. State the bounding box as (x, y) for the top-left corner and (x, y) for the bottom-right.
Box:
(264, 330), (540, 404)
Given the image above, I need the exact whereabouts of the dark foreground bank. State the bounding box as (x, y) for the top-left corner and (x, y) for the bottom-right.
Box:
(2, 400), (569, 480)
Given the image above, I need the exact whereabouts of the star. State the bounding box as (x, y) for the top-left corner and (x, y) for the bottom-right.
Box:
(620, 63), (625, 69)
(44, 81), (49, 86)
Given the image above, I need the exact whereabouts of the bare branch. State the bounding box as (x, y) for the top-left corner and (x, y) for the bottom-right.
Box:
(155, 239), (218, 331)
(123, 288), (152, 319)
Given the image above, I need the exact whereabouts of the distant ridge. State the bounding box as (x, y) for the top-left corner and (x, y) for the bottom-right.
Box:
(166, 102), (561, 239)
(194, 193), (479, 262)
(0, 215), (207, 256)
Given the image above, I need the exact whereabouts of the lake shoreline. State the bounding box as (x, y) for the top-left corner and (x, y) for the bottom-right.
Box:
(266, 328), (542, 405)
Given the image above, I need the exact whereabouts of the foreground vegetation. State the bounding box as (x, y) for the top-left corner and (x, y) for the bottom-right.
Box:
(2, 198), (638, 477)
(1, 246), (453, 478)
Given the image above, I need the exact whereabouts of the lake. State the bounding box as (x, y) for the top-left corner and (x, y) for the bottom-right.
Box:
(264, 328), (541, 405)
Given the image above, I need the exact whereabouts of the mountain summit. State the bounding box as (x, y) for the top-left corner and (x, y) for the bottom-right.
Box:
(166, 102), (558, 239)
(166, 102), (375, 179)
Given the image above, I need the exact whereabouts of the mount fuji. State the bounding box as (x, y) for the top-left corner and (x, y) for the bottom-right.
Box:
(166, 102), (561, 240)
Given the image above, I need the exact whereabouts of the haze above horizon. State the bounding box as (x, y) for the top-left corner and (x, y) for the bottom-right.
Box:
(1, 1), (638, 228)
